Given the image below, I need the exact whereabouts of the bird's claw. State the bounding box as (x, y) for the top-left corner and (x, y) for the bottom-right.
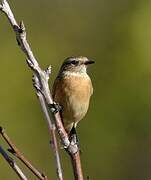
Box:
(49, 102), (62, 114)
(69, 128), (80, 152)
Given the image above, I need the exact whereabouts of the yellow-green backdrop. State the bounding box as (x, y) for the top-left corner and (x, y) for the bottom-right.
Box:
(1, 0), (151, 179)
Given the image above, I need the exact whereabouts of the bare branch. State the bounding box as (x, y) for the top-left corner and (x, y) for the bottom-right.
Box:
(0, 127), (47, 180)
(32, 75), (63, 180)
(0, 0), (84, 179)
(0, 145), (28, 180)
(0, 1), (63, 179)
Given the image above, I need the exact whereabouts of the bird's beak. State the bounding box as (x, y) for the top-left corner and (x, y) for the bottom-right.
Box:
(84, 60), (95, 65)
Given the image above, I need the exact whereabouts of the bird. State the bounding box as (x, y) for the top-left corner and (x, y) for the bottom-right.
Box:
(52, 56), (94, 141)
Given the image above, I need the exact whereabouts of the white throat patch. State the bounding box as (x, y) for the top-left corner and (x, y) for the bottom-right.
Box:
(63, 71), (89, 78)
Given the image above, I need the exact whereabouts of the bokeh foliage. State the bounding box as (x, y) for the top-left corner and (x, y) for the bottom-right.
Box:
(1, 0), (151, 179)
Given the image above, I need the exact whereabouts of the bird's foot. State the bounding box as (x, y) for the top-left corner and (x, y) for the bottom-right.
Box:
(49, 102), (62, 114)
(69, 127), (80, 151)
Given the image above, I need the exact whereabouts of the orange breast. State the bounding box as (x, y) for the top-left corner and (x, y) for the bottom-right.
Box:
(52, 75), (93, 131)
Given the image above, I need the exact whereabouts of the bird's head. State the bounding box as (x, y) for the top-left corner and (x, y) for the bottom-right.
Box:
(60, 56), (94, 74)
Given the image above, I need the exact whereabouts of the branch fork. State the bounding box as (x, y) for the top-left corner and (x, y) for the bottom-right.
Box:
(0, 127), (47, 180)
(0, 0), (84, 179)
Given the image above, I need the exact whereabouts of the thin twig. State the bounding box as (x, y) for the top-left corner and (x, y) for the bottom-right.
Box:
(0, 145), (28, 180)
(32, 75), (63, 180)
(0, 127), (47, 180)
(0, 0), (84, 179)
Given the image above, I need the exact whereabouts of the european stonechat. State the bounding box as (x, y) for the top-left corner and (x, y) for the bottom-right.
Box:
(52, 56), (94, 137)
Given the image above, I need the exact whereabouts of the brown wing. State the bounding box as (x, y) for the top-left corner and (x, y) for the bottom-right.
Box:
(52, 77), (65, 126)
(52, 78), (58, 99)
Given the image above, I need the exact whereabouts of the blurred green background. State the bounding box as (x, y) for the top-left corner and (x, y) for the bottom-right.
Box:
(1, 0), (151, 179)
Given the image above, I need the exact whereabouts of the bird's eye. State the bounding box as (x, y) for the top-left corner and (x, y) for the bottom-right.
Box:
(71, 60), (79, 65)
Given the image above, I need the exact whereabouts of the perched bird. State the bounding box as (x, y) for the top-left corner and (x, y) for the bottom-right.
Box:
(52, 56), (94, 137)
